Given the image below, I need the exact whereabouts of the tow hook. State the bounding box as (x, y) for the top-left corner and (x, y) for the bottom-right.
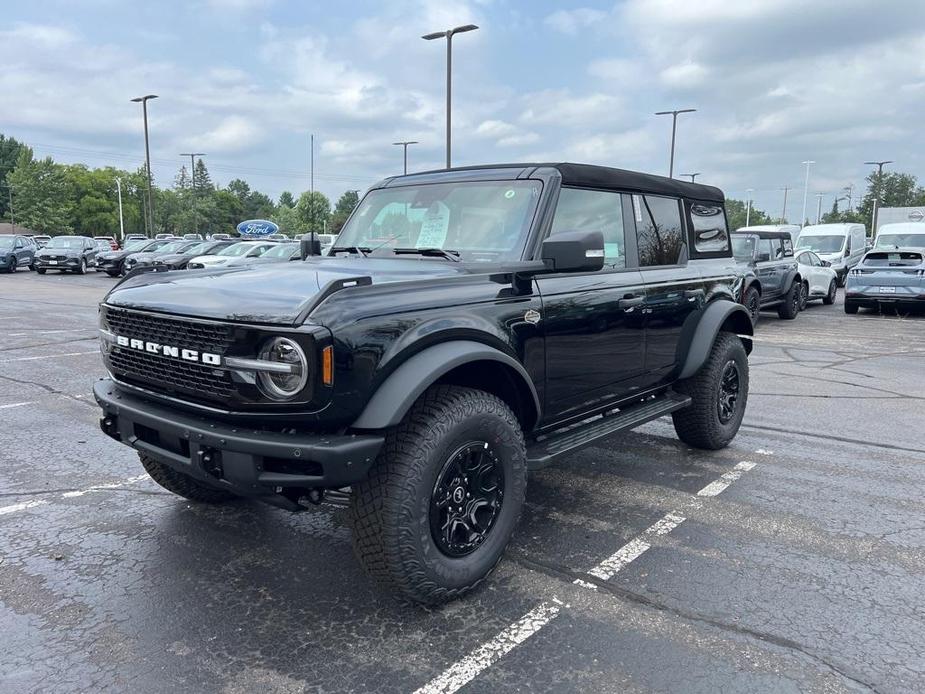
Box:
(198, 448), (223, 479)
(99, 416), (120, 440)
(297, 489), (325, 507)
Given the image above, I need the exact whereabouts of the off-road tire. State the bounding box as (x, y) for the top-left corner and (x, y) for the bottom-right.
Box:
(823, 279), (837, 305)
(844, 300), (859, 314)
(138, 452), (236, 503)
(777, 281), (800, 319)
(36, 268), (46, 274)
(671, 332), (749, 450)
(743, 286), (761, 328)
(350, 385), (527, 605)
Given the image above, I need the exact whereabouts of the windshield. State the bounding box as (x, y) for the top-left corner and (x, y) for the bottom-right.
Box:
(155, 241), (186, 253)
(46, 237), (85, 249)
(874, 233), (925, 248)
(731, 235), (757, 260)
(797, 235), (844, 253)
(0, 237), (14, 249)
(262, 243), (298, 258)
(218, 242), (261, 257)
(124, 240), (149, 251)
(334, 180), (543, 262)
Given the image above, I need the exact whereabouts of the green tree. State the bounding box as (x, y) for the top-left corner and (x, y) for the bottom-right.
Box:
(857, 171), (925, 223)
(0, 134), (28, 220)
(271, 204), (301, 236)
(724, 198), (772, 231)
(330, 189), (359, 233)
(6, 150), (72, 233)
(295, 190), (331, 233)
(212, 189), (245, 231)
(278, 190), (295, 208)
(193, 159), (214, 192)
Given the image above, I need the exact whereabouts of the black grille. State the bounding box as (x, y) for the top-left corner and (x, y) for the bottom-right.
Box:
(103, 306), (233, 354)
(102, 306), (236, 401)
(108, 349), (235, 399)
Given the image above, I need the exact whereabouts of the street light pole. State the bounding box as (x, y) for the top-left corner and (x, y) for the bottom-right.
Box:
(681, 172), (700, 182)
(423, 24), (478, 169)
(179, 152), (205, 191)
(131, 94), (158, 237)
(864, 160), (893, 238)
(392, 141), (419, 175)
(815, 193), (824, 224)
(800, 160), (814, 229)
(654, 108), (696, 179)
(746, 188), (754, 226)
(781, 186), (791, 223)
(115, 177), (125, 241)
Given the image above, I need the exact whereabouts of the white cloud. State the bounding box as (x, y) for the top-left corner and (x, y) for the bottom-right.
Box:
(521, 90), (623, 128)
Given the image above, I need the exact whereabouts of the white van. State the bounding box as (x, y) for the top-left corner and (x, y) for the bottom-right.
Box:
(873, 222), (925, 250)
(796, 223), (866, 286)
(738, 224), (801, 246)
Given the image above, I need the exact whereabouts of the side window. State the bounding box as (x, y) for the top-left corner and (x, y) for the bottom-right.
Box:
(15, 238), (23, 249)
(634, 195), (684, 267)
(756, 239), (775, 262)
(845, 236), (851, 253)
(689, 203), (728, 254)
(550, 187), (625, 267)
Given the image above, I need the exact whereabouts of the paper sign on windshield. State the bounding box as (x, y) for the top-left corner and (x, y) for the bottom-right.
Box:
(416, 202), (450, 248)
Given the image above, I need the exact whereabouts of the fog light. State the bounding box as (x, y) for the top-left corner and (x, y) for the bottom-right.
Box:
(257, 337), (308, 400)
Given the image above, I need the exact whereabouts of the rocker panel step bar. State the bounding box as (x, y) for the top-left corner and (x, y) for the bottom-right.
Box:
(526, 391), (692, 469)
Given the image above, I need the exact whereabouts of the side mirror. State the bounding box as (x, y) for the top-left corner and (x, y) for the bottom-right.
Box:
(821, 259), (831, 267)
(300, 232), (322, 260)
(844, 247), (850, 257)
(540, 230), (605, 273)
(756, 252), (771, 262)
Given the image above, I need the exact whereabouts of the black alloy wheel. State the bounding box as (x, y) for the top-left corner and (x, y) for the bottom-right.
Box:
(717, 360), (740, 424)
(799, 282), (808, 311)
(744, 287), (761, 327)
(430, 442), (505, 557)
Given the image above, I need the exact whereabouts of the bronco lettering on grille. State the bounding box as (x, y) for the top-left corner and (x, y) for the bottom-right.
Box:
(115, 335), (221, 366)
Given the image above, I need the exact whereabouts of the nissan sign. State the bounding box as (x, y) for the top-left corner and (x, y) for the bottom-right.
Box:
(236, 219), (279, 237)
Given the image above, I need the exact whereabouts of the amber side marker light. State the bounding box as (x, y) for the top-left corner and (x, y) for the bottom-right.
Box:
(322, 346), (333, 386)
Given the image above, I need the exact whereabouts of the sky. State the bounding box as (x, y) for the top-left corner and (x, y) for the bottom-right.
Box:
(2, 0), (924, 221)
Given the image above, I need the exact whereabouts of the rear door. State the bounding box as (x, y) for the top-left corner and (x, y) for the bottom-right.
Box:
(632, 194), (704, 379)
(756, 237), (784, 301)
(537, 187), (648, 422)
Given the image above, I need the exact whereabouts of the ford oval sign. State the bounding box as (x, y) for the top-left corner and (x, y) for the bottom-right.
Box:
(236, 219), (279, 237)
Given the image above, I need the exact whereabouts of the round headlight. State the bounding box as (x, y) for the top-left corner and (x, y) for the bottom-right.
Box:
(257, 337), (308, 400)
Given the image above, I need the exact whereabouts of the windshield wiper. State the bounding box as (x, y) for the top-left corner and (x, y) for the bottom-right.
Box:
(392, 247), (461, 262)
(329, 246), (370, 257)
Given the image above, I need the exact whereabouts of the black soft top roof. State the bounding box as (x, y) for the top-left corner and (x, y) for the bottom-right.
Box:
(731, 229), (792, 239)
(392, 162), (725, 204)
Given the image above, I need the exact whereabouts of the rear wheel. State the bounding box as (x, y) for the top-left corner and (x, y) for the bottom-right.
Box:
(823, 279), (837, 305)
(36, 268), (46, 275)
(350, 385), (527, 604)
(743, 286), (761, 328)
(777, 281), (800, 319)
(798, 281), (809, 311)
(672, 332), (749, 450)
(845, 300), (859, 314)
(138, 452), (237, 503)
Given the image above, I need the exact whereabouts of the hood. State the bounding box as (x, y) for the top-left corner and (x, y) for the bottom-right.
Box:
(105, 256), (471, 325)
(817, 252), (845, 264)
(39, 248), (81, 257)
(155, 253), (189, 264)
(126, 251), (162, 262)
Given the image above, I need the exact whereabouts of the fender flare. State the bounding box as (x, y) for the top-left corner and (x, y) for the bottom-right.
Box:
(678, 300), (753, 380)
(351, 340), (541, 430)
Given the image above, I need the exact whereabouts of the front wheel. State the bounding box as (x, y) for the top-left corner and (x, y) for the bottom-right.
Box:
(350, 385), (527, 604)
(76, 258), (87, 275)
(672, 332), (749, 450)
(777, 281), (800, 319)
(798, 282), (808, 311)
(743, 286), (761, 328)
(7, 257), (16, 273)
(823, 279), (837, 305)
(845, 300), (859, 314)
(36, 268), (46, 275)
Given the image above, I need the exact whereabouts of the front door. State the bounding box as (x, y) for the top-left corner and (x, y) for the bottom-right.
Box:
(535, 186), (647, 424)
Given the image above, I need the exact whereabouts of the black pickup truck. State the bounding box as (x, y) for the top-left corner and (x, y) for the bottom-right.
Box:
(94, 163), (753, 603)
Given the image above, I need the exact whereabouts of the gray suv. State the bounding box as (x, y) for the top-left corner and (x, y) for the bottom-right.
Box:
(731, 229), (803, 325)
(0, 235), (37, 272)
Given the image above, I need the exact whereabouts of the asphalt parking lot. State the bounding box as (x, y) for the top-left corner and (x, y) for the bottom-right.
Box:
(2, 270), (924, 693)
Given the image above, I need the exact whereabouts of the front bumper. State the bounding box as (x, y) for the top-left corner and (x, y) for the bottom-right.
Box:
(94, 378), (383, 504)
(35, 257), (81, 270)
(96, 258), (121, 273)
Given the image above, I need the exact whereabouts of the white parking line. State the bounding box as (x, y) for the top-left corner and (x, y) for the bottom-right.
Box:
(416, 461), (759, 693)
(697, 461), (756, 497)
(0, 401), (34, 410)
(0, 475), (150, 515)
(413, 602), (562, 694)
(0, 350), (99, 363)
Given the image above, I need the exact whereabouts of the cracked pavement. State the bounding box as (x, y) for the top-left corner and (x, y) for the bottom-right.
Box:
(1, 271), (924, 693)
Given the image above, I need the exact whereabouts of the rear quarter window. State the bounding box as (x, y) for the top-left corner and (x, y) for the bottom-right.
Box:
(688, 202), (729, 255)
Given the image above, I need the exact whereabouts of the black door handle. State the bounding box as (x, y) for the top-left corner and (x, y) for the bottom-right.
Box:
(618, 296), (645, 309)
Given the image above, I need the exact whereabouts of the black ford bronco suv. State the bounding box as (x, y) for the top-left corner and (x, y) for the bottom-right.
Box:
(94, 163), (753, 604)
(730, 229), (802, 325)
